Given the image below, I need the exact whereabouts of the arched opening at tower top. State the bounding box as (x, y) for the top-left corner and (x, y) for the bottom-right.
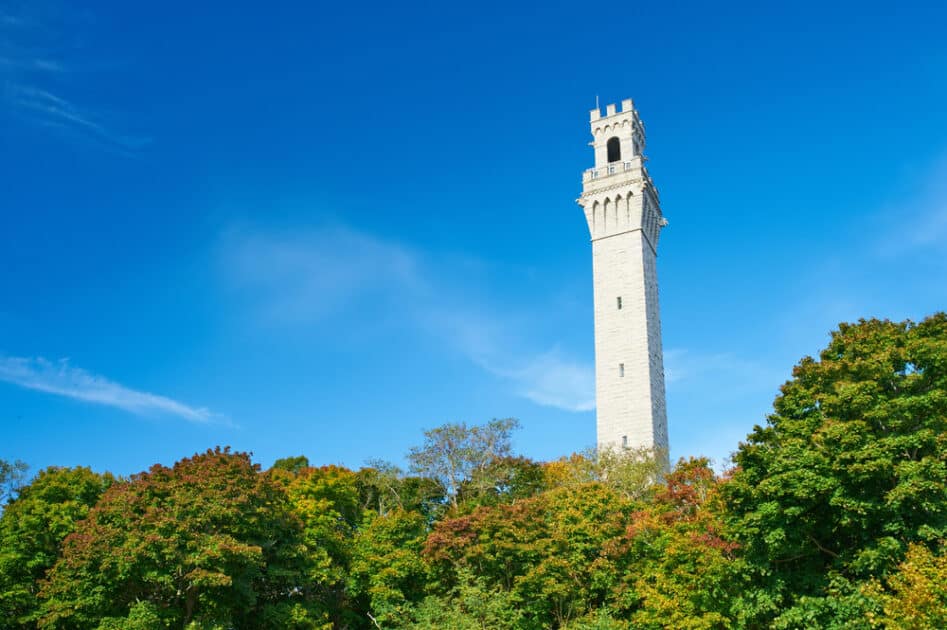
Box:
(607, 137), (621, 163)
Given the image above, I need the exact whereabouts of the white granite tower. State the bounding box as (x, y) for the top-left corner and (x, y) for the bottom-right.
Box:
(578, 99), (669, 460)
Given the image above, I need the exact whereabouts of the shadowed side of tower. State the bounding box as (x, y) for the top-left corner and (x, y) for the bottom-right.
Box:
(577, 99), (669, 464)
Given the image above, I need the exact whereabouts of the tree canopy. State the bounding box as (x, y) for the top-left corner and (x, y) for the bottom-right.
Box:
(724, 314), (947, 626)
(38, 448), (319, 629)
(0, 466), (111, 628)
(1, 313), (944, 628)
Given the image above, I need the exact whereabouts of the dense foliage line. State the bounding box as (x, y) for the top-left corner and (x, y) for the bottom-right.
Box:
(1, 314), (945, 628)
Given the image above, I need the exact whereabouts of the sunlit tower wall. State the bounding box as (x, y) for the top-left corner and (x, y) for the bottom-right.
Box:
(577, 99), (669, 462)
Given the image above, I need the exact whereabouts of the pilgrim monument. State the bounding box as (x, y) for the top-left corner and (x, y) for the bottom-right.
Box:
(578, 99), (669, 460)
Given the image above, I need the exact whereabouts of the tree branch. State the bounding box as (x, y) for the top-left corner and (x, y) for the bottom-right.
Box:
(808, 534), (840, 558)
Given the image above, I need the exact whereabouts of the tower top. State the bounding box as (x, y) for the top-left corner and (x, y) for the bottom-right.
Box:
(586, 98), (647, 170)
(581, 97), (655, 199)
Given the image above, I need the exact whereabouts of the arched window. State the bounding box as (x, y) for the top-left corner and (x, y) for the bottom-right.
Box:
(606, 136), (621, 163)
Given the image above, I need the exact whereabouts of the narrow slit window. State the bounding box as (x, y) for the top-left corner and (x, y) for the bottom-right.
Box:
(617, 296), (622, 310)
(622, 435), (628, 449)
(619, 363), (625, 377)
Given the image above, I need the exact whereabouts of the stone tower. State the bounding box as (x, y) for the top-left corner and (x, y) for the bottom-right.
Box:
(578, 98), (669, 461)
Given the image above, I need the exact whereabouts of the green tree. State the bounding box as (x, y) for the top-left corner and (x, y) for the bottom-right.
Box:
(625, 459), (745, 630)
(406, 569), (524, 630)
(0, 458), (29, 505)
(272, 455), (311, 475)
(0, 466), (111, 628)
(456, 455), (547, 510)
(538, 447), (666, 504)
(349, 509), (429, 626)
(356, 460), (405, 516)
(39, 448), (319, 629)
(93, 601), (166, 630)
(424, 482), (637, 628)
(550, 446), (667, 501)
(356, 461), (445, 519)
(278, 464), (362, 624)
(408, 418), (520, 510)
(563, 609), (631, 630)
(723, 314), (947, 626)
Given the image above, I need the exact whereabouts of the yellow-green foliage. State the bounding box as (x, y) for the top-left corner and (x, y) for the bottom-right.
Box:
(864, 541), (947, 629)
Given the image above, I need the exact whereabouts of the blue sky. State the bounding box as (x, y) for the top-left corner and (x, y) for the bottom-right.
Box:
(2, 0), (946, 476)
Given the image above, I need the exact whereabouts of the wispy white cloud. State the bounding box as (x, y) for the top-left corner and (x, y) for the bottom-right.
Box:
(6, 83), (151, 152)
(0, 356), (218, 423)
(478, 349), (595, 412)
(220, 224), (595, 413)
(0, 4), (149, 153)
(12, 85), (105, 132)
